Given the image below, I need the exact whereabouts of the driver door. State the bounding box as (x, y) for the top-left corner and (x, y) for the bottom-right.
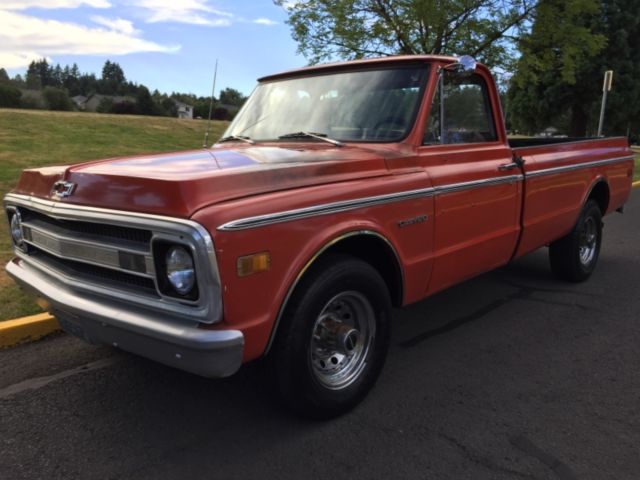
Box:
(419, 69), (522, 294)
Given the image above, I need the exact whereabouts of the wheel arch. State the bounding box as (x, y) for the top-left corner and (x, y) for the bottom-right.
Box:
(264, 230), (404, 354)
(585, 177), (610, 215)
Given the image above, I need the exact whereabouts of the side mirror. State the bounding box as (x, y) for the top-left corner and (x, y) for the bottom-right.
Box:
(457, 55), (477, 73)
(439, 55), (477, 75)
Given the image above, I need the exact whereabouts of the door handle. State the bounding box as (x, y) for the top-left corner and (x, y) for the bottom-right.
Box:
(498, 162), (520, 171)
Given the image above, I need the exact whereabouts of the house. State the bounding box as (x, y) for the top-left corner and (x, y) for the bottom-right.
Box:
(174, 100), (193, 119)
(71, 95), (87, 109)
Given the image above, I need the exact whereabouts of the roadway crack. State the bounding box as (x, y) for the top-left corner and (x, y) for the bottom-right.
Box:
(0, 356), (119, 399)
(439, 432), (538, 479)
(509, 435), (578, 480)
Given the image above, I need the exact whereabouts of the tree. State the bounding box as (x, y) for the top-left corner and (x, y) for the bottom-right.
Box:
(11, 74), (26, 88)
(212, 106), (230, 120)
(96, 96), (114, 113)
(275, 0), (539, 69)
(42, 87), (73, 111)
(101, 60), (126, 95)
(136, 85), (155, 115)
(507, 0), (638, 137)
(62, 64), (81, 96)
(161, 97), (178, 117)
(26, 59), (52, 89)
(78, 73), (99, 96)
(0, 68), (10, 85)
(591, 0), (640, 137)
(219, 87), (246, 107)
(0, 84), (22, 107)
(51, 64), (64, 88)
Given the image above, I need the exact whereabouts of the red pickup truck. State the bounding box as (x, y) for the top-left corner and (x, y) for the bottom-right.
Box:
(5, 55), (634, 417)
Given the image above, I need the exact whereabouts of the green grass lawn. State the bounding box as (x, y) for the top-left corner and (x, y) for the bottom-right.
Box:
(0, 108), (228, 320)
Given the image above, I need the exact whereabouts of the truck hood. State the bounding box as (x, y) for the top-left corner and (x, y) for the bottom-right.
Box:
(11, 145), (390, 217)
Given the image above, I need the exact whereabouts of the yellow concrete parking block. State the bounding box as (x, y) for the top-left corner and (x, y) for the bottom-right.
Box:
(0, 313), (60, 349)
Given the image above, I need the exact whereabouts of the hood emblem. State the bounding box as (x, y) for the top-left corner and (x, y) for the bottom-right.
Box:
(52, 180), (76, 198)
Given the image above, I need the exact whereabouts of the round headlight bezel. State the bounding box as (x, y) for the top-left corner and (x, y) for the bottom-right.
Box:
(165, 245), (195, 295)
(157, 243), (199, 301)
(10, 209), (24, 249)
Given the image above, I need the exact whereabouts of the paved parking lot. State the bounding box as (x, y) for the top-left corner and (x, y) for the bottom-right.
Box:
(1, 192), (639, 480)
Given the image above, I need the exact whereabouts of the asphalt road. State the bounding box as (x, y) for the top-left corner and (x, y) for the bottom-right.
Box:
(2, 191), (639, 480)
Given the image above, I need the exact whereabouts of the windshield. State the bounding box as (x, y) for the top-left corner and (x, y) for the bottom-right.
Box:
(223, 66), (429, 143)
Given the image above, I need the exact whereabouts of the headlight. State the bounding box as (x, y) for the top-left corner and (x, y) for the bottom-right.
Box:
(165, 246), (195, 295)
(10, 210), (24, 248)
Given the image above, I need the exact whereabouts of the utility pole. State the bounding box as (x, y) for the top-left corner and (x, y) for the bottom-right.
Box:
(597, 70), (613, 137)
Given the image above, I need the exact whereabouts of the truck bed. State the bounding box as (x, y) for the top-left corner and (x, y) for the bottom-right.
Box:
(508, 135), (633, 258)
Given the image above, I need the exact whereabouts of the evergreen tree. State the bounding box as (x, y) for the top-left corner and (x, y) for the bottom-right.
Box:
(100, 60), (126, 95)
(26, 59), (52, 89)
(0, 68), (10, 85)
(136, 85), (155, 115)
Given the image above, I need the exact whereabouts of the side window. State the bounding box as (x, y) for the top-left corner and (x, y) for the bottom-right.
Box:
(424, 72), (497, 145)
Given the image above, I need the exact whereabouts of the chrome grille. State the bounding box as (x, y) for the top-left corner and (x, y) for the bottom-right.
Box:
(31, 249), (157, 295)
(18, 207), (156, 283)
(23, 209), (152, 244)
(5, 194), (223, 324)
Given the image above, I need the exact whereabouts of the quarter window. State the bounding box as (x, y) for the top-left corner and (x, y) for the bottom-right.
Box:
(424, 72), (497, 145)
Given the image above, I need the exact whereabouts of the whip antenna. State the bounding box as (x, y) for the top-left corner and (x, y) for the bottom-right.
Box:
(203, 59), (218, 148)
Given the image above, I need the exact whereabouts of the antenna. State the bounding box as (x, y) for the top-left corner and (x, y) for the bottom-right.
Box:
(203, 59), (218, 148)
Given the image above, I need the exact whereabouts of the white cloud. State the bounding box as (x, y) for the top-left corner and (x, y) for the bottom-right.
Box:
(129, 0), (233, 26)
(0, 10), (178, 69)
(3, 0), (111, 9)
(253, 18), (278, 26)
(91, 15), (138, 34)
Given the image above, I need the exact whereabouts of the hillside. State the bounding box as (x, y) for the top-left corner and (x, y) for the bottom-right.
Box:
(0, 109), (229, 320)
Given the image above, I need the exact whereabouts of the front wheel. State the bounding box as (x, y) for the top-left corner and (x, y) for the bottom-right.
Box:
(549, 199), (603, 282)
(269, 254), (391, 419)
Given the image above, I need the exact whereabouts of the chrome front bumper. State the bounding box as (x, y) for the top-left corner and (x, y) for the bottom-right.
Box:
(6, 258), (244, 378)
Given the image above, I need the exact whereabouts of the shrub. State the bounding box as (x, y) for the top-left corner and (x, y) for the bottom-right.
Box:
(42, 87), (73, 111)
(212, 106), (230, 120)
(96, 97), (114, 113)
(111, 100), (138, 115)
(0, 84), (22, 107)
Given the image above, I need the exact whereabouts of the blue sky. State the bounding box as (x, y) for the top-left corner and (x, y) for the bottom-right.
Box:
(1, 1), (305, 96)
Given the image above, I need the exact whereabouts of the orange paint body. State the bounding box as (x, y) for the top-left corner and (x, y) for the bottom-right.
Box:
(12, 56), (634, 364)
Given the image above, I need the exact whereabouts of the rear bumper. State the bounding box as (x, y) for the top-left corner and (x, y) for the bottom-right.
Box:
(6, 258), (244, 378)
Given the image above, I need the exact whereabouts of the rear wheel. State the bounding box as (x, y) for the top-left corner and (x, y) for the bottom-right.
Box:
(549, 199), (603, 282)
(270, 254), (391, 419)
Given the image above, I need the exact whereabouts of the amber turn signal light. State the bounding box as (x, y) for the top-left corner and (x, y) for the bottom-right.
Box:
(237, 252), (271, 277)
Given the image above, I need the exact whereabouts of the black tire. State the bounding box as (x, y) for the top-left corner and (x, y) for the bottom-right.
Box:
(269, 254), (391, 419)
(549, 199), (603, 282)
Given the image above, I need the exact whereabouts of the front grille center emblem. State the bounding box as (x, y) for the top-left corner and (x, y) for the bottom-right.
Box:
(51, 180), (76, 198)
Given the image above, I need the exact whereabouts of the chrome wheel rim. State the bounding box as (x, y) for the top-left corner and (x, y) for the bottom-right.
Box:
(579, 217), (597, 266)
(309, 291), (375, 390)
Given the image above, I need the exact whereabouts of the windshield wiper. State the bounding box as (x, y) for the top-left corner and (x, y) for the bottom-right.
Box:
(278, 131), (344, 147)
(218, 135), (255, 145)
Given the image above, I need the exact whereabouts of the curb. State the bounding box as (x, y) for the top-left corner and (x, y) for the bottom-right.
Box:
(0, 313), (60, 349)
